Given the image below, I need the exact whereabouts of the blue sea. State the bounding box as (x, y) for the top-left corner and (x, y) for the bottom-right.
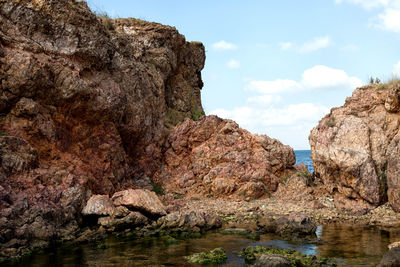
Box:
(294, 150), (313, 173)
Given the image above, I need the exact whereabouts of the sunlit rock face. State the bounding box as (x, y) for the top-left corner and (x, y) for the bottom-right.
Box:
(309, 83), (400, 212)
(0, 0), (300, 259)
(0, 0), (204, 257)
(154, 115), (296, 200)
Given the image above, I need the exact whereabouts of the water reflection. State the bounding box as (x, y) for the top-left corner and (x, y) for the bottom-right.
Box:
(317, 223), (400, 266)
(8, 224), (400, 266)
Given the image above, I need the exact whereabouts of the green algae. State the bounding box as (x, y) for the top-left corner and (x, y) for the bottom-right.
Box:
(187, 247), (227, 264)
(240, 245), (337, 266)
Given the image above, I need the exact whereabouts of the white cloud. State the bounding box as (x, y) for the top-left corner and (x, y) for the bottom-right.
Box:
(341, 44), (358, 51)
(393, 60), (400, 76)
(279, 36), (333, 53)
(299, 36), (333, 53)
(335, 0), (400, 33)
(279, 42), (293, 50)
(301, 65), (362, 89)
(207, 65), (363, 149)
(334, 0), (391, 10)
(245, 79), (301, 94)
(245, 65), (362, 94)
(226, 59), (240, 69)
(377, 8), (400, 32)
(212, 40), (238, 51)
(246, 95), (281, 105)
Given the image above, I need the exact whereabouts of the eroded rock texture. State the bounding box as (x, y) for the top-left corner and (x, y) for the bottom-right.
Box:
(154, 116), (296, 200)
(0, 0), (299, 259)
(0, 0), (204, 256)
(309, 83), (400, 211)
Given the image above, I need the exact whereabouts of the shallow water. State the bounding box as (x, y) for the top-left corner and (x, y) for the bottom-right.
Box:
(9, 224), (400, 267)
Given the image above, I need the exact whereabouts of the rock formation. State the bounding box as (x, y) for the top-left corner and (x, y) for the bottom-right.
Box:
(0, 0), (204, 257)
(154, 116), (296, 200)
(309, 81), (400, 211)
(0, 0), (299, 259)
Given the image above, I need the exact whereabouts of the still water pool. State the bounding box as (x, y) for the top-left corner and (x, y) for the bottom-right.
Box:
(9, 224), (400, 266)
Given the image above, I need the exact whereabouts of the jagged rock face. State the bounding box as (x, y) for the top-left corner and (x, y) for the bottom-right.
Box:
(0, 0), (204, 255)
(309, 84), (400, 211)
(155, 116), (296, 200)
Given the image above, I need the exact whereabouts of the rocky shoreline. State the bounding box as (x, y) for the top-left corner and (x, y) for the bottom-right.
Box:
(1, 0), (400, 265)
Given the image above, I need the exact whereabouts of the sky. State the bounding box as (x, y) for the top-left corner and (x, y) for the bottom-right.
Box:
(88, 0), (400, 149)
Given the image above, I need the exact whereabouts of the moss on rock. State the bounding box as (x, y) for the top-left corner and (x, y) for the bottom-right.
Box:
(187, 247), (227, 264)
(240, 245), (336, 266)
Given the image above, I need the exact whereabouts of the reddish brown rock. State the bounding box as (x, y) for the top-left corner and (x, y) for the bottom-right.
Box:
(0, 136), (38, 175)
(112, 189), (167, 216)
(156, 211), (222, 230)
(154, 116), (296, 199)
(82, 195), (114, 216)
(97, 211), (149, 230)
(0, 0), (204, 258)
(309, 81), (400, 211)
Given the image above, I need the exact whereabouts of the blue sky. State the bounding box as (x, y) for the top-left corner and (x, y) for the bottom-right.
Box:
(88, 0), (400, 149)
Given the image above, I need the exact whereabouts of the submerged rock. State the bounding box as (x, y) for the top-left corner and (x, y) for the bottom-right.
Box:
(220, 228), (251, 235)
(240, 245), (336, 266)
(155, 115), (296, 199)
(186, 247), (227, 264)
(309, 82), (400, 211)
(251, 254), (292, 267)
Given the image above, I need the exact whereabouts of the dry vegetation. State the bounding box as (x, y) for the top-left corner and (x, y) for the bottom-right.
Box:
(369, 76), (400, 91)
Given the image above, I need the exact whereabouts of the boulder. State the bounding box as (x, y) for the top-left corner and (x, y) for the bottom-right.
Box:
(378, 247), (400, 267)
(257, 213), (316, 237)
(156, 211), (222, 230)
(309, 83), (400, 211)
(98, 211), (148, 230)
(82, 195), (114, 216)
(388, 241), (400, 250)
(155, 116), (296, 199)
(112, 189), (166, 216)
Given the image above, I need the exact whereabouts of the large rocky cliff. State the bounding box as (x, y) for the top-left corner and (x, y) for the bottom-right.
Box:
(0, 0), (298, 258)
(309, 81), (400, 212)
(0, 0), (205, 256)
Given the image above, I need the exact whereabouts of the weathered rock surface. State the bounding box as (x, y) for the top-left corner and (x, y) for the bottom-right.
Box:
(80, 190), (155, 230)
(155, 116), (296, 199)
(309, 82), (400, 211)
(0, 0), (204, 258)
(98, 211), (149, 230)
(156, 210), (222, 230)
(378, 247), (400, 267)
(251, 254), (291, 267)
(0, 0), (300, 260)
(111, 189), (166, 216)
(388, 241), (400, 250)
(257, 212), (317, 238)
(82, 195), (114, 216)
